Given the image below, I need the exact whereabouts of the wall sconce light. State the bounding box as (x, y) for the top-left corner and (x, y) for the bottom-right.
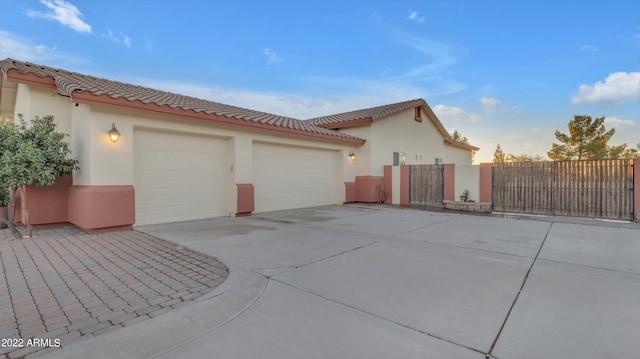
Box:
(348, 151), (356, 160)
(108, 123), (120, 143)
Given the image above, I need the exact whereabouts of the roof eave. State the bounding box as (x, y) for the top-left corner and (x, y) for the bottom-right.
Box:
(4, 68), (57, 90)
(72, 91), (366, 145)
(316, 117), (374, 129)
(444, 138), (479, 151)
(421, 103), (452, 139)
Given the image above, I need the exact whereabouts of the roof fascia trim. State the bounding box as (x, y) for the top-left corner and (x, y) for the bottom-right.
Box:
(443, 138), (480, 151)
(316, 117), (374, 129)
(5, 70), (57, 89)
(72, 91), (366, 145)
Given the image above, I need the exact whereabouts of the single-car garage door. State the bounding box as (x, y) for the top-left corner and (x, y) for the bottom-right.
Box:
(134, 128), (228, 225)
(253, 142), (339, 213)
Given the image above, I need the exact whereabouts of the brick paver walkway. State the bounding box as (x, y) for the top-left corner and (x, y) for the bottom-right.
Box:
(0, 227), (228, 359)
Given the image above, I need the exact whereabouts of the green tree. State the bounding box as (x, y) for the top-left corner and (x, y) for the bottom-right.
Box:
(451, 130), (468, 144)
(493, 144), (545, 162)
(0, 115), (78, 238)
(548, 115), (614, 160)
(451, 130), (476, 161)
(505, 153), (546, 162)
(493, 144), (506, 163)
(607, 142), (639, 159)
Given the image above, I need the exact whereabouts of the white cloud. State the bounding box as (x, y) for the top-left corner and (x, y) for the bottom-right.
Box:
(387, 32), (465, 95)
(605, 117), (636, 128)
(263, 48), (283, 67)
(408, 11), (424, 23)
(0, 30), (56, 62)
(132, 79), (383, 119)
(578, 44), (598, 52)
(571, 72), (640, 104)
(0, 29), (89, 67)
(27, 0), (91, 33)
(480, 97), (502, 113)
(432, 104), (482, 123)
(103, 30), (132, 48)
(396, 33), (458, 72)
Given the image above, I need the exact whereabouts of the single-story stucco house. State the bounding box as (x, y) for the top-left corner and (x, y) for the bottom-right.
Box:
(0, 58), (478, 232)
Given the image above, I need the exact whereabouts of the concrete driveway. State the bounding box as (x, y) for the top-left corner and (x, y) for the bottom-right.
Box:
(41, 205), (640, 359)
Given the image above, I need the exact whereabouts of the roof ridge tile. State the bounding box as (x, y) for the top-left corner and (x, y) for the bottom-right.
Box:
(1, 58), (364, 144)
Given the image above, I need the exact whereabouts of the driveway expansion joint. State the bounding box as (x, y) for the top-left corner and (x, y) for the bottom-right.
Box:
(271, 278), (487, 356)
(487, 222), (554, 356)
(150, 275), (270, 359)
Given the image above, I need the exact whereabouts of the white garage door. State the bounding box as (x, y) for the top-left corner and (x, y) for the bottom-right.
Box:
(253, 142), (338, 213)
(134, 128), (228, 225)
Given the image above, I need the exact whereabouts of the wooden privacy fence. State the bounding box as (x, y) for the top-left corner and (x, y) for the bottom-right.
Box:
(492, 159), (634, 220)
(409, 164), (444, 207)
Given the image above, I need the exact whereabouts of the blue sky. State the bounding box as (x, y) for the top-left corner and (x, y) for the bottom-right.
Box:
(1, 0), (638, 162)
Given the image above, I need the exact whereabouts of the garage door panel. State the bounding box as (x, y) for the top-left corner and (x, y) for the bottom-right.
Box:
(253, 143), (338, 213)
(134, 129), (227, 225)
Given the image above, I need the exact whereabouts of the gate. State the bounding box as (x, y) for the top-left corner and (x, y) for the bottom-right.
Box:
(492, 159), (634, 220)
(409, 164), (444, 207)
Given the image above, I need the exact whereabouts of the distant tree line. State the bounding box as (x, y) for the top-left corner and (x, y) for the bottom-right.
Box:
(494, 115), (639, 162)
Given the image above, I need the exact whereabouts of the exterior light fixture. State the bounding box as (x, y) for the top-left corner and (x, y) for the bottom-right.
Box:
(108, 123), (120, 143)
(349, 151), (356, 160)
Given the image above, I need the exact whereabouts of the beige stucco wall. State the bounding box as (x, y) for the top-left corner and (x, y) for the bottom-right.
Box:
(11, 84), (82, 182)
(366, 107), (473, 176)
(337, 124), (372, 177)
(13, 84), (72, 135)
(87, 107), (357, 213)
(9, 82), (480, 216)
(12, 84), (31, 121)
(454, 164), (480, 202)
(1, 79), (18, 119)
(70, 104), (91, 185)
(446, 145), (474, 165)
(5, 82), (362, 216)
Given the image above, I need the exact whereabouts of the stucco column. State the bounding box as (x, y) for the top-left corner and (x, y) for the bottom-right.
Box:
(233, 136), (254, 216)
(443, 164), (455, 201)
(479, 163), (493, 204)
(634, 159), (639, 222)
(383, 165), (393, 204)
(400, 165), (410, 205)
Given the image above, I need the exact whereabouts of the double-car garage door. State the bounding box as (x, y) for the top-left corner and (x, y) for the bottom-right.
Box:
(134, 129), (339, 225)
(134, 129), (228, 225)
(253, 142), (339, 213)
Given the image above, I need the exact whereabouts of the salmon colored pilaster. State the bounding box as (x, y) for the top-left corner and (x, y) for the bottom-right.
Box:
(383, 165), (393, 204)
(355, 176), (385, 203)
(14, 175), (72, 226)
(634, 159), (639, 222)
(479, 163), (493, 203)
(236, 184), (254, 216)
(0, 207), (7, 229)
(344, 182), (357, 203)
(68, 186), (135, 233)
(400, 165), (410, 205)
(443, 164), (455, 201)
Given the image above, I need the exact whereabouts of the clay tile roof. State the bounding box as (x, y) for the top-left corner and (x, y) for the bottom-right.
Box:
(306, 97), (479, 151)
(0, 58), (364, 144)
(306, 98), (427, 127)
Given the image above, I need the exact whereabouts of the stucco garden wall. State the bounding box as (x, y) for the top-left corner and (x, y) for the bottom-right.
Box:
(454, 165), (480, 202)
